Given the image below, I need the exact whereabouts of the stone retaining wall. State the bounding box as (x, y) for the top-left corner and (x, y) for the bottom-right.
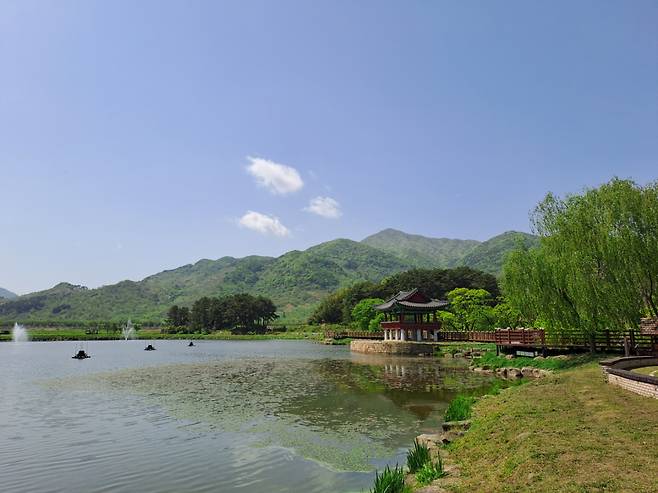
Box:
(350, 340), (436, 356)
(600, 355), (658, 370)
(607, 372), (658, 399)
(600, 356), (658, 399)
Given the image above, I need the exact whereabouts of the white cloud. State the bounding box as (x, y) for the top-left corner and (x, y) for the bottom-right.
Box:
(246, 156), (304, 195)
(304, 196), (342, 219)
(238, 211), (290, 237)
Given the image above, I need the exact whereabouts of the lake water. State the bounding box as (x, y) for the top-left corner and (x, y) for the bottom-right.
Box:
(0, 340), (495, 493)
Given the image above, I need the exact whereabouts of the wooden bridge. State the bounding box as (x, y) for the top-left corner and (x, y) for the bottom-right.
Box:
(440, 329), (544, 347)
(326, 327), (658, 355)
(439, 328), (656, 355)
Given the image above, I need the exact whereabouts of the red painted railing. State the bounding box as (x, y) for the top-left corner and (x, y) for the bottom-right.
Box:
(325, 327), (655, 355)
(440, 331), (497, 342)
(380, 321), (441, 330)
(494, 328), (546, 346)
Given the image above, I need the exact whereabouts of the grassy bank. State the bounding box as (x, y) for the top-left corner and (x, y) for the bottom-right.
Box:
(435, 342), (496, 354)
(0, 327), (323, 342)
(472, 351), (601, 371)
(446, 363), (658, 492)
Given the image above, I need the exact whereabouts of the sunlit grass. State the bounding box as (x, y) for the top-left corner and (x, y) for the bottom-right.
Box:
(448, 363), (658, 492)
(444, 394), (477, 422)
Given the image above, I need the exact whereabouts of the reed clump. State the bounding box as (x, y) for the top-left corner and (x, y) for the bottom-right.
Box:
(369, 465), (407, 493)
(406, 440), (431, 473)
(415, 454), (446, 486)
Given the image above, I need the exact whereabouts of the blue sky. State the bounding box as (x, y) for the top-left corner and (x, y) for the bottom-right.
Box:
(1, 1), (656, 294)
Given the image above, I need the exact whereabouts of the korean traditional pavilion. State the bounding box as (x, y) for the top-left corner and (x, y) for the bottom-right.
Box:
(374, 289), (448, 342)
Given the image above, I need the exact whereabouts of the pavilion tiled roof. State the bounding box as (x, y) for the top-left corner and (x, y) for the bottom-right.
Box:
(374, 288), (448, 311)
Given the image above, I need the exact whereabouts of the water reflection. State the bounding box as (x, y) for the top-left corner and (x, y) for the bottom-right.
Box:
(57, 354), (493, 471)
(1, 341), (495, 493)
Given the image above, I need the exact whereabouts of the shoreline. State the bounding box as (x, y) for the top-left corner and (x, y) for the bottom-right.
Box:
(403, 360), (658, 492)
(0, 330), (323, 342)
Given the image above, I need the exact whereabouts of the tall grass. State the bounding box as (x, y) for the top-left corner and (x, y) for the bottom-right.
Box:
(369, 465), (406, 493)
(444, 394), (476, 422)
(415, 455), (446, 486)
(406, 440), (431, 473)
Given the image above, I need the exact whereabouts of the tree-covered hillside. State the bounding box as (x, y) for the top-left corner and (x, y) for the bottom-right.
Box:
(0, 287), (17, 300)
(361, 228), (479, 268)
(0, 239), (410, 323)
(309, 266), (500, 325)
(361, 228), (538, 275)
(460, 231), (540, 275)
(1, 229), (537, 323)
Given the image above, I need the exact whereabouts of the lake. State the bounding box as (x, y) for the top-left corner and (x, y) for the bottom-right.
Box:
(0, 340), (495, 493)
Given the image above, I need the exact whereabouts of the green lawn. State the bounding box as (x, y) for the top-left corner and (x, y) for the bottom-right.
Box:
(472, 352), (603, 371)
(436, 342), (496, 353)
(631, 366), (658, 377)
(446, 363), (658, 492)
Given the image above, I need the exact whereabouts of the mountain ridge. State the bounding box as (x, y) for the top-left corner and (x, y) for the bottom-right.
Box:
(0, 239), (409, 322)
(0, 229), (537, 322)
(361, 228), (480, 268)
(458, 230), (539, 275)
(361, 228), (538, 275)
(0, 287), (17, 300)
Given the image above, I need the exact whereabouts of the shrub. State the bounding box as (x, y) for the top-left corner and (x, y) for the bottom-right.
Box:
(415, 456), (446, 486)
(351, 298), (385, 331)
(444, 394), (476, 422)
(370, 465), (406, 493)
(406, 440), (431, 473)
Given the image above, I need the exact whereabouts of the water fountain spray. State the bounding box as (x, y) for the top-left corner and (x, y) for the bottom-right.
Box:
(12, 322), (29, 342)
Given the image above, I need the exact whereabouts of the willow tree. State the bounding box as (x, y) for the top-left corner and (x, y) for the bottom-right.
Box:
(502, 178), (658, 350)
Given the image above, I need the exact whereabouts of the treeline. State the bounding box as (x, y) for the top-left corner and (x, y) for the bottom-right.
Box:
(0, 295), (48, 316)
(167, 293), (278, 333)
(309, 266), (500, 325)
(329, 178), (658, 344)
(348, 287), (525, 333)
(503, 178), (658, 350)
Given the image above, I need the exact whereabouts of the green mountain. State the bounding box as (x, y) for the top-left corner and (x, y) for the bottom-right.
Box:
(0, 287), (17, 300)
(0, 230), (537, 323)
(0, 239), (410, 323)
(459, 231), (540, 276)
(361, 229), (538, 275)
(361, 228), (480, 268)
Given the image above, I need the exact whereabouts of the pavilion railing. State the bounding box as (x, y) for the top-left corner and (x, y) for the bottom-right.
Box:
(380, 321), (441, 330)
